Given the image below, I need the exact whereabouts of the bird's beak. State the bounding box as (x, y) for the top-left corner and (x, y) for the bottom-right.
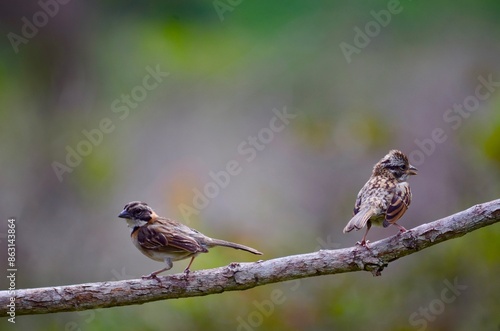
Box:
(118, 210), (131, 219)
(408, 165), (418, 176)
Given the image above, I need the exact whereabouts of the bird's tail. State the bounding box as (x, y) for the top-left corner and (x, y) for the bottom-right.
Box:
(343, 208), (375, 233)
(209, 238), (263, 255)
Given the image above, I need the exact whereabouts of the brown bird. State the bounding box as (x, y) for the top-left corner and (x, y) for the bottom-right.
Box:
(343, 150), (418, 246)
(118, 201), (263, 279)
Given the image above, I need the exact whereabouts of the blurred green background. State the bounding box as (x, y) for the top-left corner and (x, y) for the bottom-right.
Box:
(1, 1), (500, 330)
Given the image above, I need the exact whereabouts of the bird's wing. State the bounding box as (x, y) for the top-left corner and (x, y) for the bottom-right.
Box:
(137, 222), (205, 253)
(383, 182), (411, 227)
(353, 183), (368, 215)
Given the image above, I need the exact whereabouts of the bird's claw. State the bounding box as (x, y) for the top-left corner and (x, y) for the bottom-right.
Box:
(356, 240), (370, 247)
(142, 274), (161, 282)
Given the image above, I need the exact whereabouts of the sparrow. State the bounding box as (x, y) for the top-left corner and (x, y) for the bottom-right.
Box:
(343, 150), (418, 246)
(118, 201), (263, 279)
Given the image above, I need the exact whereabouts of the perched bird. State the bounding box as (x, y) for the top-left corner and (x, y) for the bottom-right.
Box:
(343, 150), (418, 246)
(118, 201), (262, 279)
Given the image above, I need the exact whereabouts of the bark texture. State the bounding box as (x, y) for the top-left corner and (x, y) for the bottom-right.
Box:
(1, 199), (499, 316)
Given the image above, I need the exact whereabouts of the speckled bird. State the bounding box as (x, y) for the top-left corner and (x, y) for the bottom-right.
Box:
(343, 150), (418, 246)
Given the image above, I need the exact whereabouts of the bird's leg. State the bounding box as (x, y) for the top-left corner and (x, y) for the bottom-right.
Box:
(183, 256), (196, 277)
(357, 221), (372, 247)
(142, 258), (173, 281)
(393, 223), (407, 233)
(142, 269), (166, 282)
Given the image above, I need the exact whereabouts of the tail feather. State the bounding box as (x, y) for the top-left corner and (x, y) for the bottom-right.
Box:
(343, 208), (374, 233)
(210, 238), (263, 255)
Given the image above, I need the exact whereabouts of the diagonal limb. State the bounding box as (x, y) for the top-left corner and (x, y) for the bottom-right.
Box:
(142, 258), (173, 281)
(393, 222), (407, 233)
(357, 221), (372, 247)
(183, 256), (196, 277)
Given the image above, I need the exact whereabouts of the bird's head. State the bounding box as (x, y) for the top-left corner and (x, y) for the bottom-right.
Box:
(374, 149), (418, 181)
(118, 201), (156, 228)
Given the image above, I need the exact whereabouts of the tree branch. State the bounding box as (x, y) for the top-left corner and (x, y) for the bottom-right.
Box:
(2, 199), (500, 317)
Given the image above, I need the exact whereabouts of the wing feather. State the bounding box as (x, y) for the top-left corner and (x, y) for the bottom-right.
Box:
(137, 223), (205, 253)
(383, 182), (411, 227)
